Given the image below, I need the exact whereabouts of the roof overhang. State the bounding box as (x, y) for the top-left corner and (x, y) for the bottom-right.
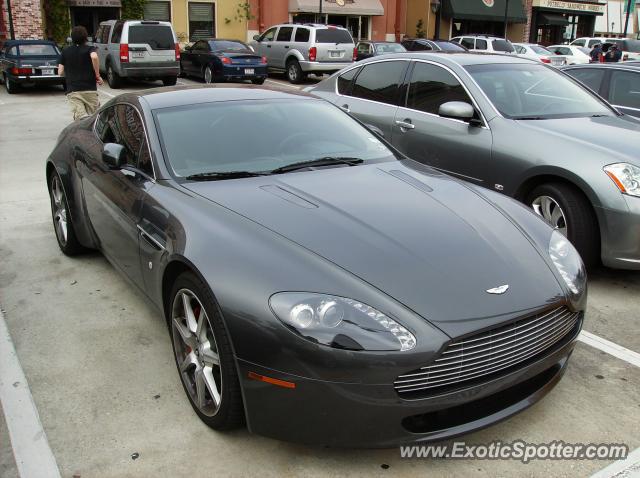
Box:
(289, 0), (384, 16)
(443, 0), (528, 23)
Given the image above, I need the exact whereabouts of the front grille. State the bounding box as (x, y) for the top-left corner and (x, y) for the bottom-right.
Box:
(395, 306), (581, 397)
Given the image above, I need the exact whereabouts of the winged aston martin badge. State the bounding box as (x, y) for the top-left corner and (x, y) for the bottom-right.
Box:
(486, 284), (509, 294)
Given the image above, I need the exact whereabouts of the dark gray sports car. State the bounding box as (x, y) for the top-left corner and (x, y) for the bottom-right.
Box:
(46, 85), (586, 447)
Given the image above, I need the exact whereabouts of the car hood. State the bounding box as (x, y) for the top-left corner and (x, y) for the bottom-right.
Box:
(184, 161), (564, 337)
(514, 115), (640, 162)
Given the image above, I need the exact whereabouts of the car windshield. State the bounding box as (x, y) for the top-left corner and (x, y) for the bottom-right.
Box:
(466, 63), (612, 119)
(18, 44), (59, 56)
(492, 39), (515, 52)
(375, 43), (406, 53)
(154, 99), (396, 178)
(436, 41), (467, 51)
(210, 40), (250, 51)
(315, 29), (353, 44)
(530, 45), (552, 55)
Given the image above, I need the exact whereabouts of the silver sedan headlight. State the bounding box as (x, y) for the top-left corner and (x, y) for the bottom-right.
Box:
(604, 163), (640, 197)
(270, 293), (417, 352)
(548, 230), (586, 297)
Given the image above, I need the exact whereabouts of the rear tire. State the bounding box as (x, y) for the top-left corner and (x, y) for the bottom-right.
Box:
(286, 59), (305, 84)
(179, 61), (187, 78)
(168, 272), (245, 430)
(4, 74), (17, 94)
(251, 78), (265, 85)
(106, 63), (122, 89)
(204, 66), (214, 84)
(162, 76), (178, 86)
(526, 182), (599, 267)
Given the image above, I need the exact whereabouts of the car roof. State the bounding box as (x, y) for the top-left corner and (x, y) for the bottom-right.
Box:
(562, 62), (640, 71)
(354, 52), (536, 66)
(275, 23), (348, 29)
(133, 84), (316, 110)
(3, 39), (57, 47)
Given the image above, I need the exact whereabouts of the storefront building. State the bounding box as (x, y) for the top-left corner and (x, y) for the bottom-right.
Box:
(594, 0), (639, 36)
(0, 0), (44, 40)
(528, 0), (605, 44)
(68, 0), (120, 39)
(247, 0), (407, 42)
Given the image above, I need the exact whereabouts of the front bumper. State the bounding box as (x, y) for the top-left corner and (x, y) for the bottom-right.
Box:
(236, 323), (580, 448)
(121, 62), (179, 78)
(597, 194), (640, 269)
(299, 60), (352, 73)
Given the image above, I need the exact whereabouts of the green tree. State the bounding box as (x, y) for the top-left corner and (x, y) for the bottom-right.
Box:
(121, 0), (147, 20)
(416, 19), (426, 38)
(42, 0), (71, 46)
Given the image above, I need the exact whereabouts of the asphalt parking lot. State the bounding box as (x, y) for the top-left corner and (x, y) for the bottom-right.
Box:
(0, 75), (639, 478)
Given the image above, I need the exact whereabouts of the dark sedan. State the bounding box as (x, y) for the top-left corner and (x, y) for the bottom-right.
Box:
(562, 62), (640, 118)
(0, 39), (64, 93)
(46, 86), (585, 447)
(355, 41), (406, 61)
(401, 38), (468, 52)
(180, 39), (267, 84)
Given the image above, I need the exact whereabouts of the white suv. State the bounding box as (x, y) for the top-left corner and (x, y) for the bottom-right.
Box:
(250, 23), (355, 84)
(450, 35), (516, 54)
(571, 37), (640, 62)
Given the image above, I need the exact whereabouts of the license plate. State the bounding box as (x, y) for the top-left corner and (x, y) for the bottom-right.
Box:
(330, 51), (341, 58)
(245, 68), (254, 75)
(42, 68), (54, 75)
(132, 52), (145, 58)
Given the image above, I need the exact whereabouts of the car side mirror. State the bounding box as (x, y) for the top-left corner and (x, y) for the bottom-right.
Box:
(438, 101), (475, 122)
(102, 143), (125, 169)
(365, 123), (385, 138)
(253, 34), (261, 41)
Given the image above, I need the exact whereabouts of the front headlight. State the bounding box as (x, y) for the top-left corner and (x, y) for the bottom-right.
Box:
(269, 293), (417, 352)
(604, 163), (640, 197)
(548, 230), (586, 297)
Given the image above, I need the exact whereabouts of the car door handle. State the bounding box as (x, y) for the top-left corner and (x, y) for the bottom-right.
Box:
(266, 45), (271, 48)
(395, 120), (415, 130)
(340, 104), (350, 113)
(284, 45), (289, 49)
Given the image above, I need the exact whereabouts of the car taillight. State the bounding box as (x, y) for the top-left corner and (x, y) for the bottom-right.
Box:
(353, 47), (357, 61)
(120, 44), (129, 62)
(261, 56), (267, 64)
(175, 43), (180, 60)
(11, 67), (34, 75)
(221, 56), (232, 64)
(309, 46), (317, 62)
(541, 57), (551, 63)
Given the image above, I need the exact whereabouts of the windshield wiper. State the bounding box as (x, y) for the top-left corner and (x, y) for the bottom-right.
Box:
(186, 170), (269, 181)
(270, 157), (363, 174)
(513, 116), (546, 120)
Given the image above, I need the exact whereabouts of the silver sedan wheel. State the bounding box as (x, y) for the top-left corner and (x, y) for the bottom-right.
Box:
(532, 195), (568, 236)
(171, 288), (222, 417)
(204, 66), (213, 84)
(51, 176), (68, 245)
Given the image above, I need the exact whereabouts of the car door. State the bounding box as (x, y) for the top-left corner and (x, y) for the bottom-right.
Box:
(254, 27), (277, 65)
(96, 23), (111, 71)
(391, 60), (493, 185)
(82, 104), (154, 285)
(605, 69), (640, 118)
(272, 26), (293, 69)
(338, 59), (409, 138)
(189, 40), (210, 76)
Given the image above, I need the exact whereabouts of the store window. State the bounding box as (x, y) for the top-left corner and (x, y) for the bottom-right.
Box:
(144, 1), (171, 22)
(189, 2), (215, 41)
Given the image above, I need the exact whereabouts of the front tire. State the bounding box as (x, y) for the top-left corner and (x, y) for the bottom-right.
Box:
(204, 66), (214, 84)
(251, 77), (265, 85)
(169, 272), (244, 430)
(162, 76), (177, 86)
(526, 182), (599, 267)
(286, 59), (305, 84)
(106, 63), (122, 89)
(49, 172), (84, 255)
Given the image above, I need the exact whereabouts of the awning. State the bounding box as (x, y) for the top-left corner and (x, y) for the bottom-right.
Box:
(66, 0), (121, 6)
(537, 12), (569, 25)
(289, 0), (384, 16)
(443, 0), (528, 23)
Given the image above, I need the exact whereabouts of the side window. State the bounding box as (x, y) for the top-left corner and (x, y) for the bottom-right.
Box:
(193, 40), (208, 52)
(110, 23), (123, 43)
(587, 39), (600, 48)
(95, 107), (113, 143)
(8, 46), (17, 56)
(461, 38), (475, 50)
(98, 105), (150, 174)
(95, 26), (104, 44)
(294, 27), (310, 42)
(476, 39), (487, 50)
(260, 27), (277, 42)
(450, 37), (460, 44)
(276, 26), (293, 42)
(559, 47), (571, 55)
(567, 68), (605, 93)
(351, 61), (406, 105)
(357, 42), (370, 54)
(407, 62), (474, 116)
(101, 25), (110, 43)
(415, 41), (432, 51)
(572, 39), (585, 47)
(609, 71), (640, 109)
(337, 67), (360, 95)
(514, 45), (526, 54)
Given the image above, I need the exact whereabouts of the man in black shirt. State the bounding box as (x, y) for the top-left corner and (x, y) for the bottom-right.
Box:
(58, 26), (104, 120)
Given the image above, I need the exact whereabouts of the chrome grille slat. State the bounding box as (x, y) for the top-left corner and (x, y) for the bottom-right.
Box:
(394, 307), (580, 395)
(395, 316), (578, 388)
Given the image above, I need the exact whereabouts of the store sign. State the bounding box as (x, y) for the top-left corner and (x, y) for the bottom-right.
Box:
(531, 0), (605, 13)
(66, 0), (122, 6)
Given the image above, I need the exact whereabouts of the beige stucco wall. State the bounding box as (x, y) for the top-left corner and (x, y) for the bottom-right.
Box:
(169, 0), (248, 43)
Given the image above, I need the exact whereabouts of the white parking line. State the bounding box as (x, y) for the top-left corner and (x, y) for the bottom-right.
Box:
(590, 447), (640, 478)
(0, 308), (61, 478)
(579, 330), (640, 368)
(265, 79), (302, 90)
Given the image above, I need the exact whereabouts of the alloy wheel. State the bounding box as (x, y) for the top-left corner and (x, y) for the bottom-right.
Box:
(287, 63), (298, 82)
(171, 288), (222, 417)
(204, 67), (212, 84)
(50, 175), (68, 245)
(532, 195), (568, 236)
